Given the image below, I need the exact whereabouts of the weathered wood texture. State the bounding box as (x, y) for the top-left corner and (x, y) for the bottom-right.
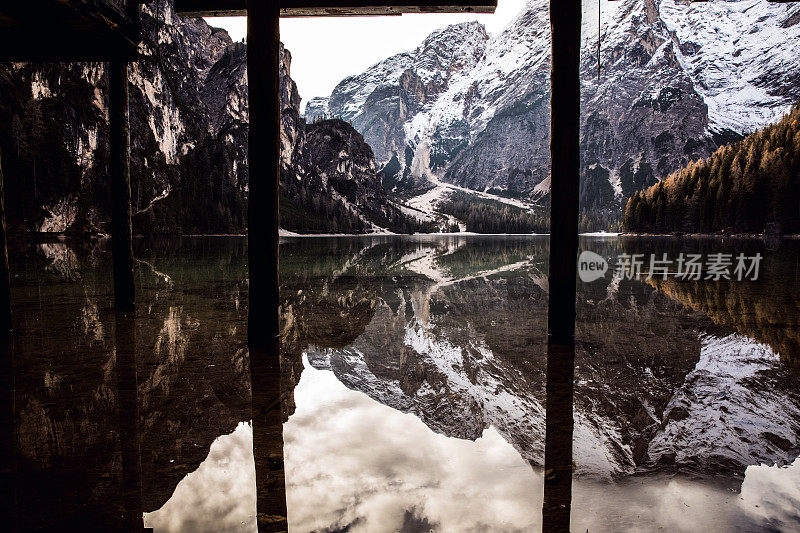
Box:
(176, 0), (495, 16)
(0, 154), (10, 336)
(109, 61), (136, 311)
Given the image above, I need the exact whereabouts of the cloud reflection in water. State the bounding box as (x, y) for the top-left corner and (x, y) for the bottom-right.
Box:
(146, 355), (800, 532)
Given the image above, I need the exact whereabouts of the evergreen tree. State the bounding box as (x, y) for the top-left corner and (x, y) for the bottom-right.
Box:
(624, 104), (800, 234)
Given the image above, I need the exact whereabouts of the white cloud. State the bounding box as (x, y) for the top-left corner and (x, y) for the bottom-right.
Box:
(145, 355), (800, 532)
(144, 422), (257, 532)
(205, 0), (528, 111)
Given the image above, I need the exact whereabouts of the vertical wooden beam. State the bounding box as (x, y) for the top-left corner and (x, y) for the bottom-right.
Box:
(246, 1), (286, 531)
(0, 153), (11, 335)
(246, 1), (281, 361)
(109, 60), (135, 311)
(0, 153), (13, 529)
(543, 0), (581, 531)
(547, 0), (581, 342)
(114, 309), (143, 530)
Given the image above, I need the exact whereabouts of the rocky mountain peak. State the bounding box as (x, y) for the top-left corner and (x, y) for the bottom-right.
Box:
(202, 41), (247, 134)
(309, 0), (800, 225)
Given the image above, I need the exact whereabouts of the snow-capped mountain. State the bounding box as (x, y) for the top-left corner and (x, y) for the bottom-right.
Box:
(279, 237), (800, 479)
(307, 0), (800, 213)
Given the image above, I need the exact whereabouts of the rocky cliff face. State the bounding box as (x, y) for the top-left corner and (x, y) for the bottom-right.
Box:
(277, 48), (434, 234)
(311, 0), (800, 220)
(0, 0), (421, 235)
(0, 1), (246, 234)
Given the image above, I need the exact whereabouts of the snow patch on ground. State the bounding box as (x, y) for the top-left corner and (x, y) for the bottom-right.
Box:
(404, 170), (539, 232)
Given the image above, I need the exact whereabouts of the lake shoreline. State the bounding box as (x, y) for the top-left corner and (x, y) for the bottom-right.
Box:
(16, 230), (800, 242)
(619, 232), (800, 239)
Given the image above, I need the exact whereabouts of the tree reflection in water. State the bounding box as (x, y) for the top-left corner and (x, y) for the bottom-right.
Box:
(2, 236), (800, 531)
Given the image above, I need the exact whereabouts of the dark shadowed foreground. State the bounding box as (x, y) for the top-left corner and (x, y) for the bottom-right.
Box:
(3, 235), (800, 531)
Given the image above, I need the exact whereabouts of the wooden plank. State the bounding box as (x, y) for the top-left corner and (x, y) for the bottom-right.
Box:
(0, 153), (10, 336)
(0, 30), (138, 61)
(0, 1), (140, 61)
(245, 1), (288, 529)
(109, 61), (136, 311)
(176, 0), (496, 17)
(542, 0), (581, 529)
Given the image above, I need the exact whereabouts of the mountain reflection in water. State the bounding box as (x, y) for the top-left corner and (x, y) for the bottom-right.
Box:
(3, 236), (800, 531)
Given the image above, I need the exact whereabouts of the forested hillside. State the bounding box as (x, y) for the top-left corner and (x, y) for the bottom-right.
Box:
(437, 191), (548, 234)
(624, 105), (800, 234)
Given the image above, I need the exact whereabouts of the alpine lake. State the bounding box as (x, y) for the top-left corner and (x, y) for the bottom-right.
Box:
(4, 234), (800, 532)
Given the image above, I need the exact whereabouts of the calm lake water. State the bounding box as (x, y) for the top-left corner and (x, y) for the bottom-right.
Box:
(4, 235), (800, 531)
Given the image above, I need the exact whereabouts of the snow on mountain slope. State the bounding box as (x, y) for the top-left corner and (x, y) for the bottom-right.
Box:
(311, 0), (800, 214)
(659, 0), (800, 134)
(402, 5), (550, 148)
(647, 333), (800, 475)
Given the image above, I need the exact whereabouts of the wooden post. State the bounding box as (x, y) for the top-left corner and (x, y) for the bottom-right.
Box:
(543, 0), (581, 531)
(542, 341), (575, 531)
(0, 153), (12, 529)
(0, 152), (11, 335)
(114, 309), (144, 530)
(246, 1), (286, 531)
(547, 0), (581, 343)
(109, 60), (135, 311)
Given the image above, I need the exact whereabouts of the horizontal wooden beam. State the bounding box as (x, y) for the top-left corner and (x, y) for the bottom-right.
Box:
(175, 0), (496, 17)
(0, 0), (140, 61)
(0, 30), (138, 61)
(690, 0), (798, 2)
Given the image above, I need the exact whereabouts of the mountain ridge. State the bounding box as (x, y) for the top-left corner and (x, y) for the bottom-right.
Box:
(308, 0), (800, 227)
(0, 0), (423, 235)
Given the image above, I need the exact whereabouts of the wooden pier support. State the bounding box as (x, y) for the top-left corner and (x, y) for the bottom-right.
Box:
(0, 154), (10, 336)
(543, 0), (581, 531)
(246, 1), (287, 531)
(114, 309), (144, 531)
(547, 0), (581, 344)
(0, 153), (12, 526)
(109, 60), (136, 311)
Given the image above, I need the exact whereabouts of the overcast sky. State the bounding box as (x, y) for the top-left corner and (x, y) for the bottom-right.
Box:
(205, 0), (527, 111)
